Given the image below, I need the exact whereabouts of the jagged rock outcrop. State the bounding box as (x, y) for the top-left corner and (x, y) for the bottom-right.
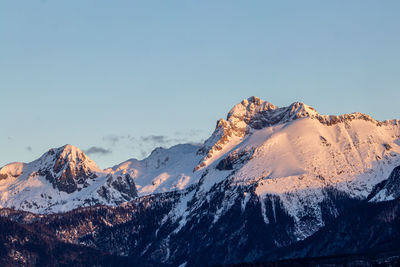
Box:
(36, 145), (98, 193)
(368, 165), (400, 201)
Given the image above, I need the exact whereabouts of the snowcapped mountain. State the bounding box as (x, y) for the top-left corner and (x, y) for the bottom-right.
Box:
(195, 97), (400, 235)
(0, 145), (137, 213)
(1, 96), (400, 265)
(2, 96), (400, 217)
(108, 96), (400, 238)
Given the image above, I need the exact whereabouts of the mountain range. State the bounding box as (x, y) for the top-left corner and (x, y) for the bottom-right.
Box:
(1, 96), (400, 266)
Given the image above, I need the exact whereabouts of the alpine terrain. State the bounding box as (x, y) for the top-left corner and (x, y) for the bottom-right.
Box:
(1, 96), (400, 266)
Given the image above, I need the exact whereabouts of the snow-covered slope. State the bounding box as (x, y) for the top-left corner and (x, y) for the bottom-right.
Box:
(0, 145), (137, 213)
(109, 144), (203, 196)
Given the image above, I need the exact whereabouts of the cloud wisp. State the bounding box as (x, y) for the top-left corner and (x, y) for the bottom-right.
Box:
(102, 129), (206, 159)
(84, 146), (112, 156)
(138, 135), (188, 146)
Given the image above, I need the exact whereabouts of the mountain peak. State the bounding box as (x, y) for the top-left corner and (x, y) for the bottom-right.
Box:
(45, 143), (91, 160)
(60, 143), (78, 152)
(35, 144), (101, 193)
(227, 96), (277, 123)
(194, 96), (391, 171)
(226, 97), (320, 131)
(286, 101), (319, 120)
(48, 144), (83, 157)
(0, 143), (139, 212)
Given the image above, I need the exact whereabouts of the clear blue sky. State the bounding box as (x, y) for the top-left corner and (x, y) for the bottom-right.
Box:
(1, 0), (400, 168)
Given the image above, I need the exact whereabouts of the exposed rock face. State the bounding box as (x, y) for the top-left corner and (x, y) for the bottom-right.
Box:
(216, 148), (255, 171)
(111, 174), (138, 198)
(37, 145), (99, 193)
(97, 174), (138, 203)
(227, 96), (278, 133)
(195, 97), (276, 170)
(368, 166), (400, 201)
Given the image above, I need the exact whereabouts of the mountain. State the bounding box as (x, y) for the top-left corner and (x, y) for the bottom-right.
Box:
(110, 96), (400, 240)
(0, 145), (137, 213)
(1, 96), (400, 266)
